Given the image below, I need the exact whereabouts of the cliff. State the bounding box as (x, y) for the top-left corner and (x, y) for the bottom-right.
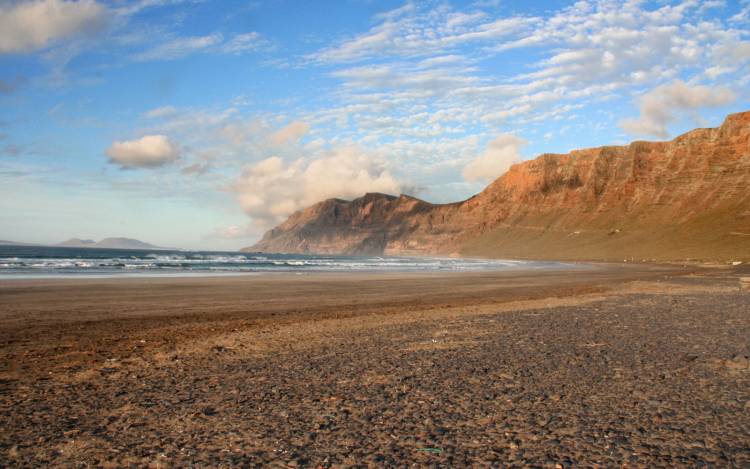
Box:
(245, 111), (750, 261)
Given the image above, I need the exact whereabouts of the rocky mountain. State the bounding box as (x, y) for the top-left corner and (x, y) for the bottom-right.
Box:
(57, 237), (168, 250)
(245, 111), (750, 262)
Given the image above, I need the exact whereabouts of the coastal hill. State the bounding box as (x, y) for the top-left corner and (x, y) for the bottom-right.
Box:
(0, 238), (170, 250)
(57, 238), (167, 250)
(245, 111), (750, 262)
(0, 240), (38, 246)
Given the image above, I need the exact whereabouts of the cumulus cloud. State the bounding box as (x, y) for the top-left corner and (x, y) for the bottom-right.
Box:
(269, 121), (310, 146)
(235, 146), (401, 227)
(106, 135), (180, 168)
(620, 80), (735, 138)
(0, 0), (109, 54)
(463, 134), (526, 182)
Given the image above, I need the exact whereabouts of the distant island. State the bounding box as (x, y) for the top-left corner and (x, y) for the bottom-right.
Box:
(56, 238), (171, 250)
(0, 240), (39, 246)
(0, 237), (174, 250)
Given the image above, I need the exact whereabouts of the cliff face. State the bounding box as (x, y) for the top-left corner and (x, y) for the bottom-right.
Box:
(245, 112), (750, 261)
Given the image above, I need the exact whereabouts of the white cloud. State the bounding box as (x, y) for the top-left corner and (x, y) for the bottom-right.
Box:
(112, 0), (203, 17)
(309, 3), (532, 63)
(222, 32), (263, 54)
(204, 224), (257, 240)
(134, 33), (223, 61)
(235, 146), (401, 227)
(729, 4), (750, 23)
(463, 134), (526, 183)
(416, 54), (466, 68)
(0, 0), (109, 54)
(106, 135), (180, 168)
(133, 31), (264, 61)
(312, 0), (750, 144)
(620, 80), (735, 137)
(181, 161), (211, 176)
(269, 121), (310, 146)
(333, 64), (479, 94)
(144, 105), (177, 118)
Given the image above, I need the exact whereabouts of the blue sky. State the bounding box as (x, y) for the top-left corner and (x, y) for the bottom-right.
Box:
(1, 0), (749, 250)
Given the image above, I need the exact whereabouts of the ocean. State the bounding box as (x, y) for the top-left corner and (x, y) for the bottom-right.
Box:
(0, 245), (572, 278)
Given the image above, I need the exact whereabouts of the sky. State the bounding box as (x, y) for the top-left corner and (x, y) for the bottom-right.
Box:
(1, 0), (749, 250)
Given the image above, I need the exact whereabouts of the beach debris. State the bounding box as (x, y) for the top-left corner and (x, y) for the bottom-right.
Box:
(731, 261), (742, 265)
(418, 447), (443, 454)
(211, 345), (231, 353)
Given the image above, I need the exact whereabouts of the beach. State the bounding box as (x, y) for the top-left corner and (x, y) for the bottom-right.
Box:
(1, 263), (749, 466)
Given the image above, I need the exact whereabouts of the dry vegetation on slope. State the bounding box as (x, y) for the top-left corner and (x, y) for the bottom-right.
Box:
(247, 112), (750, 262)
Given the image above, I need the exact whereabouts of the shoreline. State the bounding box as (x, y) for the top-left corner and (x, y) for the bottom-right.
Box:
(0, 260), (592, 281)
(0, 249), (586, 280)
(0, 261), (667, 290)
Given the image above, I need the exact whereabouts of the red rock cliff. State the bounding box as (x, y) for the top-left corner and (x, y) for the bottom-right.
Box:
(245, 112), (750, 261)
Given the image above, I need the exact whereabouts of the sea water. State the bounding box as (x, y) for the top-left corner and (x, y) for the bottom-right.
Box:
(0, 245), (573, 278)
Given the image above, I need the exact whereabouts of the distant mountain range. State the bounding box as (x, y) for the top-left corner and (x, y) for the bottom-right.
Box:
(0, 240), (38, 246)
(56, 238), (170, 250)
(0, 238), (173, 250)
(247, 111), (750, 262)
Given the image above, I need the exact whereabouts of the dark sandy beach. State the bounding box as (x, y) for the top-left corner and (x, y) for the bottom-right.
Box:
(1, 263), (749, 466)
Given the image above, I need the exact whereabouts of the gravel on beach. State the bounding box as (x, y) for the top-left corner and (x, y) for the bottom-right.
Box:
(1, 266), (749, 467)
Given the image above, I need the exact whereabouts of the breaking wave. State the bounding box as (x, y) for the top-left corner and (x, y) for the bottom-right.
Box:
(0, 245), (573, 278)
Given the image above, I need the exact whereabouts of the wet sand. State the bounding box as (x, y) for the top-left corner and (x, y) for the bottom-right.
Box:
(1, 263), (749, 466)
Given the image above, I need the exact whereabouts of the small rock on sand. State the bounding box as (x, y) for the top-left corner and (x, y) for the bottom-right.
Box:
(726, 355), (750, 371)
